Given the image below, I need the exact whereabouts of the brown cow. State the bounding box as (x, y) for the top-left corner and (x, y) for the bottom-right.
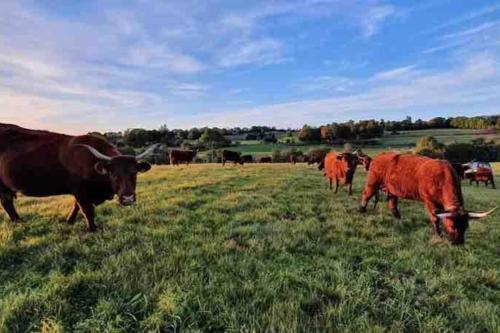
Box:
(222, 150), (243, 166)
(170, 149), (197, 166)
(288, 155), (297, 164)
(468, 168), (496, 188)
(324, 151), (359, 195)
(240, 155), (254, 163)
(0, 123), (154, 231)
(360, 153), (496, 244)
(259, 156), (272, 163)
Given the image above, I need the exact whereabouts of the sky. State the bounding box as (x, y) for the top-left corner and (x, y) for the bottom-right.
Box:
(1, 0), (500, 134)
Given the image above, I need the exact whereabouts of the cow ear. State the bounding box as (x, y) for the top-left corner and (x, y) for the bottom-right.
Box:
(94, 162), (109, 175)
(137, 162), (151, 173)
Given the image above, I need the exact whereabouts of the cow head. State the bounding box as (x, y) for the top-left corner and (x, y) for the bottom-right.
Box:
(336, 153), (358, 179)
(79, 144), (154, 206)
(437, 207), (497, 244)
(353, 150), (371, 171)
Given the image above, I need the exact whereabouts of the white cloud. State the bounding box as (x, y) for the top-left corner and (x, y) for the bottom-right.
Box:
(218, 38), (284, 67)
(361, 5), (397, 38)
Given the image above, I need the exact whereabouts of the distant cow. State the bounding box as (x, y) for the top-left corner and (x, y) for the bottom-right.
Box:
(308, 149), (329, 170)
(222, 150), (243, 166)
(240, 155), (254, 163)
(0, 123), (154, 231)
(297, 155), (309, 163)
(360, 153), (496, 244)
(170, 149), (197, 166)
(324, 151), (359, 195)
(259, 157), (272, 163)
(469, 168), (496, 188)
(288, 155), (297, 164)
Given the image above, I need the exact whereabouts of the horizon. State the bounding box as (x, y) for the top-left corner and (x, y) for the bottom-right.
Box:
(2, 1), (500, 134)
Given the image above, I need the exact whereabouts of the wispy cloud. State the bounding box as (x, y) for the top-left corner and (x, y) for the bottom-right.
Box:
(426, 2), (500, 34)
(361, 5), (397, 38)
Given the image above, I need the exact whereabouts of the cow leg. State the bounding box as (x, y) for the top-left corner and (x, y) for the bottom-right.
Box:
(334, 179), (339, 194)
(347, 182), (353, 196)
(491, 176), (496, 189)
(387, 194), (401, 219)
(424, 202), (442, 236)
(360, 184), (378, 212)
(66, 199), (80, 224)
(372, 190), (380, 209)
(77, 200), (96, 232)
(0, 191), (21, 222)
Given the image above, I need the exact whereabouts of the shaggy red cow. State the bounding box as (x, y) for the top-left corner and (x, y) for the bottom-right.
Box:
(323, 151), (359, 195)
(0, 123), (154, 231)
(170, 149), (197, 166)
(360, 153), (496, 244)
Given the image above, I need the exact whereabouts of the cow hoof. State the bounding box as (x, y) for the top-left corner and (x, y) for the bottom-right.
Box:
(359, 206), (367, 213)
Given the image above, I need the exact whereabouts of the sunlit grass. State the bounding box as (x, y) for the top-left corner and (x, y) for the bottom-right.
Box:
(0, 163), (499, 332)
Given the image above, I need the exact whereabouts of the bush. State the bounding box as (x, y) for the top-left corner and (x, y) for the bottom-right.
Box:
(415, 136), (445, 159)
(272, 149), (288, 162)
(444, 142), (500, 162)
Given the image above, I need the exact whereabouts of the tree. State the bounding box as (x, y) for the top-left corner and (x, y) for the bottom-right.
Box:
(320, 126), (334, 143)
(187, 128), (201, 140)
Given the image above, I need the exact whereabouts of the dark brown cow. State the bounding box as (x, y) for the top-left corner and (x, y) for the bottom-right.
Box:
(259, 156), (272, 163)
(170, 149), (197, 166)
(360, 153), (496, 244)
(308, 150), (328, 170)
(323, 151), (359, 195)
(222, 150), (243, 166)
(240, 155), (254, 163)
(288, 155), (297, 164)
(0, 123), (154, 231)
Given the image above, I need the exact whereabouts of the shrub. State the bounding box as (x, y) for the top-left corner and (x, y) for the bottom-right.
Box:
(415, 136), (445, 159)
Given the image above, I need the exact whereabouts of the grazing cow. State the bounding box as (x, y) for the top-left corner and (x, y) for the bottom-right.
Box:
(170, 149), (197, 166)
(222, 150), (243, 166)
(469, 168), (496, 188)
(360, 153), (496, 244)
(288, 155), (297, 164)
(323, 151), (359, 195)
(0, 123), (154, 231)
(259, 157), (272, 163)
(240, 155), (254, 163)
(308, 149), (328, 170)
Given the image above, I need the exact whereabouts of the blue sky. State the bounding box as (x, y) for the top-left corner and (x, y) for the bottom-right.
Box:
(1, 0), (499, 133)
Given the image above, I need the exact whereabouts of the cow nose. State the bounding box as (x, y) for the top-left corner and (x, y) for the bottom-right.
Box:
(120, 194), (136, 206)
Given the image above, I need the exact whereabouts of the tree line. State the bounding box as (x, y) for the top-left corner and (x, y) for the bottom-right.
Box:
(297, 115), (500, 143)
(93, 115), (499, 149)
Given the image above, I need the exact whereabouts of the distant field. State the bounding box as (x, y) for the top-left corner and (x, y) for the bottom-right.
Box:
(223, 128), (498, 158)
(0, 164), (499, 331)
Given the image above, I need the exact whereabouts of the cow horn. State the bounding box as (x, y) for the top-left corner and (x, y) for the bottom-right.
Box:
(136, 144), (159, 160)
(468, 207), (497, 219)
(436, 212), (454, 220)
(77, 144), (112, 161)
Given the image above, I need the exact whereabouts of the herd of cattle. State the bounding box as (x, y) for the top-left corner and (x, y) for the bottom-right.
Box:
(0, 123), (496, 245)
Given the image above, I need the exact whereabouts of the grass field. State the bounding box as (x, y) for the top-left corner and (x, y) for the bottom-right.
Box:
(224, 128), (497, 158)
(0, 164), (499, 332)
